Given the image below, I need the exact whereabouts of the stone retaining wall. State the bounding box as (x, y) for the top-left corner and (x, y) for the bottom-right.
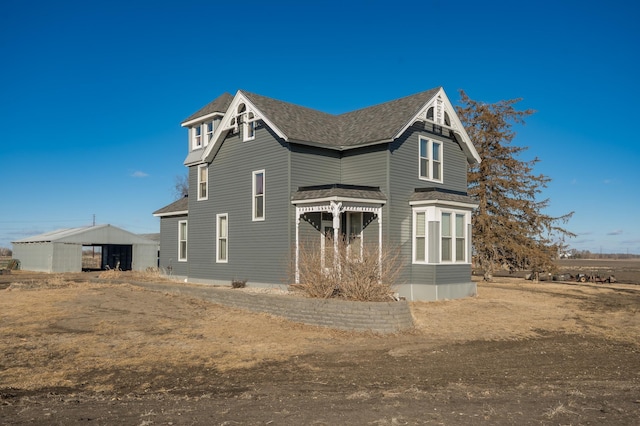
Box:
(129, 281), (414, 334)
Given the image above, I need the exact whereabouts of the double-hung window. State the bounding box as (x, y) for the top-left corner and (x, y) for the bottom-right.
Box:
(252, 170), (265, 221)
(419, 137), (443, 182)
(192, 126), (202, 149)
(441, 212), (467, 262)
(205, 121), (214, 146)
(197, 165), (208, 200)
(178, 220), (187, 261)
(216, 214), (228, 263)
(414, 211), (427, 262)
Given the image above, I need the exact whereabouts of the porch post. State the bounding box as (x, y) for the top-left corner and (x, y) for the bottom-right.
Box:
(330, 201), (342, 270)
(378, 207), (383, 279)
(295, 207), (301, 284)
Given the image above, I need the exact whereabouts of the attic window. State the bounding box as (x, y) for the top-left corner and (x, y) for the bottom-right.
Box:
(244, 112), (256, 141)
(444, 112), (451, 126)
(426, 107), (434, 120)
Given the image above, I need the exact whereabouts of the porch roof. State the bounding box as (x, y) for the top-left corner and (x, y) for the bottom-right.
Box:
(291, 184), (387, 204)
(409, 188), (478, 206)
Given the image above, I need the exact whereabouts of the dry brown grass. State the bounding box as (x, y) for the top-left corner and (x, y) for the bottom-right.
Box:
(0, 280), (345, 392)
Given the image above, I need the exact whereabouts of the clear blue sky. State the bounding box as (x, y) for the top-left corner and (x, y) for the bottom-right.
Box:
(1, 0), (638, 254)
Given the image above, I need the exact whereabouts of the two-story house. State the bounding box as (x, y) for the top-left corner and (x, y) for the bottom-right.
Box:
(153, 87), (481, 301)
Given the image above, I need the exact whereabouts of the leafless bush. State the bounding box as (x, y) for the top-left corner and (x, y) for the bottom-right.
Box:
(232, 279), (247, 289)
(289, 237), (402, 302)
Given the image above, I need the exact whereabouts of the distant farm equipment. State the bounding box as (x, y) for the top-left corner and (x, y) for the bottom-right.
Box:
(525, 271), (617, 284)
(0, 258), (20, 275)
(574, 273), (616, 284)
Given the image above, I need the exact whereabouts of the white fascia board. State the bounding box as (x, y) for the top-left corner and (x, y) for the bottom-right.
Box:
(409, 199), (478, 209)
(292, 196), (386, 205)
(181, 112), (223, 128)
(153, 210), (189, 217)
(393, 87), (481, 165)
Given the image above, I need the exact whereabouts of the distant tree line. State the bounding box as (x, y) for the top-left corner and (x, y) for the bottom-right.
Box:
(565, 249), (640, 260)
(0, 247), (12, 257)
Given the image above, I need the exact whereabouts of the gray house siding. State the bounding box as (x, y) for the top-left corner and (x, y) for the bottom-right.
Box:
(187, 124), (292, 287)
(341, 144), (389, 190)
(290, 144), (341, 190)
(158, 215), (188, 278)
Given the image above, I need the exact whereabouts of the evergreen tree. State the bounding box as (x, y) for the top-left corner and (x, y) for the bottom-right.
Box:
(456, 91), (574, 280)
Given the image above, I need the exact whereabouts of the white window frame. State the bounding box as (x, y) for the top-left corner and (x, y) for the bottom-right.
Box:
(243, 112), (256, 141)
(178, 220), (187, 262)
(412, 206), (470, 264)
(216, 213), (228, 263)
(252, 170), (265, 221)
(418, 136), (443, 183)
(440, 210), (468, 264)
(413, 210), (427, 263)
(205, 121), (214, 146)
(192, 125), (202, 150)
(197, 164), (208, 201)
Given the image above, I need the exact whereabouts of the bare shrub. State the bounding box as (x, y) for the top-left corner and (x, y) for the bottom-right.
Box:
(290, 237), (402, 302)
(232, 279), (247, 289)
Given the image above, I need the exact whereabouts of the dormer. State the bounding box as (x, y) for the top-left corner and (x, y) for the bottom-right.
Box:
(188, 118), (218, 151)
(181, 92), (234, 166)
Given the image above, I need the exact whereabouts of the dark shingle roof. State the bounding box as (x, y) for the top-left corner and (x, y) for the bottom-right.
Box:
(243, 88), (440, 148)
(184, 88), (443, 149)
(336, 87), (440, 147)
(409, 188), (477, 205)
(242, 91), (339, 145)
(153, 196), (188, 216)
(182, 92), (233, 123)
(292, 184), (387, 202)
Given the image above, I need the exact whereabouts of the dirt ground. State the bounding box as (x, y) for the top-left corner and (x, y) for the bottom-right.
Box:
(1, 270), (639, 425)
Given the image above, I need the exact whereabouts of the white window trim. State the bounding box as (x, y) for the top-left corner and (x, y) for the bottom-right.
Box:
(413, 210), (427, 263)
(440, 210), (468, 264)
(178, 220), (187, 262)
(197, 164), (208, 201)
(252, 170), (265, 221)
(192, 125), (202, 150)
(216, 213), (228, 263)
(205, 121), (214, 146)
(243, 112), (256, 141)
(412, 207), (432, 264)
(418, 136), (443, 183)
(412, 206), (471, 264)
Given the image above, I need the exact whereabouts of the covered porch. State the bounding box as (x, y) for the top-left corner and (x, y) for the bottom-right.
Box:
(291, 184), (387, 284)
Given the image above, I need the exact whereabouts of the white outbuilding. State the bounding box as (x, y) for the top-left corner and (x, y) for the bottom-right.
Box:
(12, 224), (158, 273)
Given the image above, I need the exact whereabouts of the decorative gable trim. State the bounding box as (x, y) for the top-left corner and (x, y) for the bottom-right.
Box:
(200, 91), (289, 163)
(394, 88), (481, 165)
